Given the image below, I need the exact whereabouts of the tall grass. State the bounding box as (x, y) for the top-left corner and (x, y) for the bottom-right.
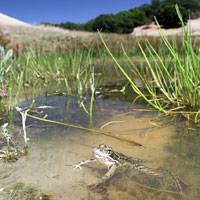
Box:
(4, 10), (200, 118)
(1, 39), (106, 116)
(0, 46), (13, 85)
(99, 5), (200, 119)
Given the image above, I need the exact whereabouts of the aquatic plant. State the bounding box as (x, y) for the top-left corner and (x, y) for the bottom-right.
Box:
(99, 5), (200, 121)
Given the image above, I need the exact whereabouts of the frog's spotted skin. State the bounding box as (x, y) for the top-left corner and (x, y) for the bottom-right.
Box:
(92, 144), (162, 177)
(92, 144), (118, 169)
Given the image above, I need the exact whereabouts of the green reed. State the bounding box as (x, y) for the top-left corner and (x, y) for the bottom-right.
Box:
(1, 38), (107, 117)
(15, 71), (24, 106)
(99, 5), (200, 119)
(0, 46), (13, 85)
(2, 29), (181, 116)
(89, 66), (95, 117)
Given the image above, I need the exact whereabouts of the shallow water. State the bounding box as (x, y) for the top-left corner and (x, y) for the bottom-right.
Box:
(1, 89), (200, 200)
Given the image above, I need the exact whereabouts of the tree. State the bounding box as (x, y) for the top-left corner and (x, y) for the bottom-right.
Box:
(165, 0), (200, 12)
(116, 11), (135, 33)
(139, 3), (154, 20)
(180, 0), (200, 13)
(156, 3), (189, 28)
(151, 0), (161, 8)
(84, 19), (95, 31)
(115, 9), (147, 33)
(91, 14), (118, 32)
(129, 8), (147, 27)
(57, 22), (84, 30)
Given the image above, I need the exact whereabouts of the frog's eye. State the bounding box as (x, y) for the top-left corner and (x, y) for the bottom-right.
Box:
(107, 148), (112, 153)
(99, 144), (107, 149)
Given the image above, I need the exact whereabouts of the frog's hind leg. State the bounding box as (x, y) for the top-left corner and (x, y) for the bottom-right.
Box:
(170, 172), (189, 192)
(89, 165), (118, 189)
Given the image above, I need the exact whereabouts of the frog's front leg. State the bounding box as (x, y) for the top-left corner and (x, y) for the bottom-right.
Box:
(89, 164), (118, 188)
(71, 158), (96, 169)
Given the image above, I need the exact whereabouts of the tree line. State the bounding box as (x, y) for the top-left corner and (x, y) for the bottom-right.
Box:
(41, 0), (200, 33)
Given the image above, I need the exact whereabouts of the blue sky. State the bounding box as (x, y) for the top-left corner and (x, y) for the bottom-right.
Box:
(1, 0), (151, 25)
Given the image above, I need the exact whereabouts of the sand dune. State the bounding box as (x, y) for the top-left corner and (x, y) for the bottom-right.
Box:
(0, 12), (96, 39)
(0, 12), (97, 54)
(0, 12), (33, 27)
(132, 18), (200, 36)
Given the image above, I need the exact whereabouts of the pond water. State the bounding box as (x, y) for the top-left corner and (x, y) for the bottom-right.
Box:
(0, 84), (200, 200)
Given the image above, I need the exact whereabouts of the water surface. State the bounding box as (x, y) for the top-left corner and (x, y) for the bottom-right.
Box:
(0, 86), (200, 200)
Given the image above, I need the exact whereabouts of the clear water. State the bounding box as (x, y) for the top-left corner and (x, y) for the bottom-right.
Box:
(0, 87), (200, 200)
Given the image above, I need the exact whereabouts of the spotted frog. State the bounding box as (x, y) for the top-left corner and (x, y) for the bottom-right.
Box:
(72, 144), (188, 191)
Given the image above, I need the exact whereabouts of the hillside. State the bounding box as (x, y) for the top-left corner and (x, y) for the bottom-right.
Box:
(1, 12), (200, 55)
(0, 13), (32, 27)
(1, 12), (200, 38)
(0, 12), (96, 38)
(0, 13), (97, 54)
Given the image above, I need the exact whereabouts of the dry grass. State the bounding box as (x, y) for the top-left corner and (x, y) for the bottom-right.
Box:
(0, 23), (96, 55)
(0, 12), (101, 54)
(0, 20), (128, 55)
(0, 21), (129, 56)
(1, 12), (200, 57)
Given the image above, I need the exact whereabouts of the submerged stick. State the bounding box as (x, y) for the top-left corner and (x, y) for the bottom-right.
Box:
(26, 113), (143, 147)
(100, 121), (125, 130)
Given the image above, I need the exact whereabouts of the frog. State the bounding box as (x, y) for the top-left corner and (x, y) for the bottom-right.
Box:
(72, 144), (188, 191)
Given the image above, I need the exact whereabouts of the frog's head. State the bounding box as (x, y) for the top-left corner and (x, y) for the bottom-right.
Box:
(93, 144), (117, 168)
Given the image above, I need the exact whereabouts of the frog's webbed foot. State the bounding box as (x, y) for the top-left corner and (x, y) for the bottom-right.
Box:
(71, 158), (96, 170)
(89, 165), (117, 189)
